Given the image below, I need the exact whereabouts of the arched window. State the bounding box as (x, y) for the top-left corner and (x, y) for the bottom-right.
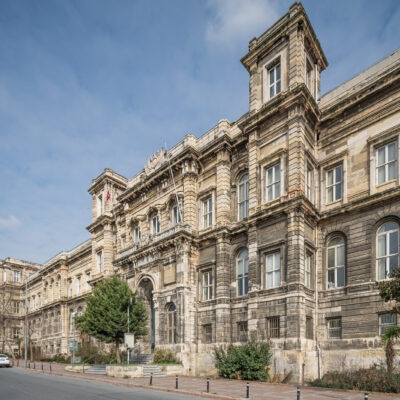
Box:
(238, 174), (249, 220)
(167, 303), (176, 344)
(327, 237), (345, 288)
(377, 221), (399, 280)
(237, 249), (249, 296)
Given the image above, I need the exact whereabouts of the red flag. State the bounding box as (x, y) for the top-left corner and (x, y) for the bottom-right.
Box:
(106, 191), (111, 201)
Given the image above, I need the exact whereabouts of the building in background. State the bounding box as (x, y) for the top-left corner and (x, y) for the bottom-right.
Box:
(2, 2), (400, 382)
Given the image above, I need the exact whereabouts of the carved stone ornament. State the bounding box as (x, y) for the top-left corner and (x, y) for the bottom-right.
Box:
(144, 149), (167, 176)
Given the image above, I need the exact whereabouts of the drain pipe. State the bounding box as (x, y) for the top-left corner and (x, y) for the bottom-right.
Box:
(315, 222), (322, 379)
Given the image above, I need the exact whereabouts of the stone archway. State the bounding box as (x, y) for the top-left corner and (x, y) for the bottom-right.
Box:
(137, 277), (155, 354)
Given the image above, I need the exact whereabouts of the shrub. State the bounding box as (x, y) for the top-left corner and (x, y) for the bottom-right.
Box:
(308, 367), (400, 393)
(153, 349), (180, 364)
(214, 339), (272, 381)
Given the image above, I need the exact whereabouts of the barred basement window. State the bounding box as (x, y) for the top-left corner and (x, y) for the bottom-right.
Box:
(237, 321), (248, 342)
(328, 318), (341, 339)
(203, 324), (212, 344)
(306, 316), (313, 339)
(379, 314), (397, 335)
(267, 317), (280, 338)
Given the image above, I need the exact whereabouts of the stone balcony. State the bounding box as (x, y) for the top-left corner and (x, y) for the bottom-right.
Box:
(115, 223), (196, 265)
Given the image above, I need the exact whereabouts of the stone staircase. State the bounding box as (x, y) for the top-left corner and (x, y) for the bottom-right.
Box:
(142, 364), (166, 377)
(129, 353), (153, 364)
(86, 364), (107, 375)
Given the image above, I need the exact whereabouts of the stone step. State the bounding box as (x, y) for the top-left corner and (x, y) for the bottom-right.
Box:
(86, 364), (107, 375)
(142, 365), (166, 377)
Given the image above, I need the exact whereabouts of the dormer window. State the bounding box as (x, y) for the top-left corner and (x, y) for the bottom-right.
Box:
(268, 62), (281, 99)
(152, 215), (160, 234)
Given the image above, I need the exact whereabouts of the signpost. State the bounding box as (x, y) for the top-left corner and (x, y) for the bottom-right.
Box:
(124, 333), (134, 364)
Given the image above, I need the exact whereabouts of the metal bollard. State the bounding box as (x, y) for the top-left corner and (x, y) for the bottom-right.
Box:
(297, 386), (300, 400)
(34, 363), (35, 369)
(206, 377), (209, 393)
(176, 375), (178, 389)
(28, 362), (30, 369)
(41, 362), (43, 372)
(17, 360), (19, 367)
(246, 382), (249, 399)
(364, 394), (368, 400)
(50, 363), (52, 373)
(149, 372), (153, 385)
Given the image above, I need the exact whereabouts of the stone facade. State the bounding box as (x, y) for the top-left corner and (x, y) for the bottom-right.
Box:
(2, 2), (400, 383)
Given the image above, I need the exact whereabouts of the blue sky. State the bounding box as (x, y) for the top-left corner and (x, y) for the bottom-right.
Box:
(1, 0), (399, 264)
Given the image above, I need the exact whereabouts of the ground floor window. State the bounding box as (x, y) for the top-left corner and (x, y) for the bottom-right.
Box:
(328, 318), (341, 339)
(379, 313), (397, 335)
(266, 317), (280, 338)
(203, 324), (212, 344)
(167, 303), (177, 344)
(306, 316), (313, 340)
(237, 321), (248, 342)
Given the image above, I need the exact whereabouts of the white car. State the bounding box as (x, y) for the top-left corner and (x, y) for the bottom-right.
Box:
(0, 354), (11, 368)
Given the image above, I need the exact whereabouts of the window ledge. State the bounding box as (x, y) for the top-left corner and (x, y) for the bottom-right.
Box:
(376, 179), (397, 189)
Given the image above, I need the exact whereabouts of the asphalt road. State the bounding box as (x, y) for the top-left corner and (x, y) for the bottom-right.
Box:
(0, 368), (204, 400)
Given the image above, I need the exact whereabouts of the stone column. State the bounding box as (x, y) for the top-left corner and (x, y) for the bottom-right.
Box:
(182, 160), (198, 228)
(216, 147), (231, 226)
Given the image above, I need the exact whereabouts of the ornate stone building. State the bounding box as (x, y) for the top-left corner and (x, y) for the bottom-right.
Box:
(2, 2), (400, 382)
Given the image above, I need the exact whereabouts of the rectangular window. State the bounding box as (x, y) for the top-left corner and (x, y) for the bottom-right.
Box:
(266, 251), (281, 288)
(77, 276), (81, 295)
(379, 314), (397, 335)
(2, 269), (6, 282)
(202, 270), (213, 301)
(38, 295), (41, 307)
(328, 318), (342, 339)
(203, 324), (212, 344)
(267, 317), (280, 338)
(202, 197), (213, 228)
(13, 301), (19, 314)
(237, 321), (248, 343)
(377, 142), (397, 185)
(269, 63), (281, 98)
(305, 253), (312, 289)
(97, 251), (103, 272)
(86, 273), (91, 291)
(97, 194), (103, 216)
(152, 215), (160, 234)
(306, 165), (313, 201)
(173, 205), (182, 225)
(13, 271), (21, 282)
(13, 328), (20, 339)
(305, 60), (313, 94)
(306, 316), (313, 339)
(134, 225), (141, 243)
(266, 163), (281, 201)
(120, 235), (126, 250)
(68, 280), (73, 297)
(326, 165), (342, 203)
(238, 175), (249, 220)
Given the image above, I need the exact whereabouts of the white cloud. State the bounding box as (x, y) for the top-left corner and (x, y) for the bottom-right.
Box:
(206, 0), (279, 47)
(0, 215), (21, 230)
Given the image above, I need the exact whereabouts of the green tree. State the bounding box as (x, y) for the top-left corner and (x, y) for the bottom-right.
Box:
(75, 276), (147, 363)
(378, 268), (400, 374)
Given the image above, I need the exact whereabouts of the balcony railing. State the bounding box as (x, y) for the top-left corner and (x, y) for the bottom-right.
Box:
(116, 223), (195, 262)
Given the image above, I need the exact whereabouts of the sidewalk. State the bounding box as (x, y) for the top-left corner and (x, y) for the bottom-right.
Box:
(14, 362), (400, 400)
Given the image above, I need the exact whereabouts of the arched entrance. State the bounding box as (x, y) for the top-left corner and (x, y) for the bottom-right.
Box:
(137, 277), (155, 353)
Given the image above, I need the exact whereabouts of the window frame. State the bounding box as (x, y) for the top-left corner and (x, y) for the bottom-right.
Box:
(237, 249), (249, 296)
(306, 316), (313, 340)
(238, 174), (249, 220)
(13, 270), (21, 283)
(237, 321), (248, 343)
(97, 194), (103, 216)
(172, 204), (182, 225)
(96, 250), (103, 273)
(202, 196), (213, 228)
(327, 236), (345, 289)
(376, 141), (398, 186)
(326, 164), (343, 204)
(268, 61), (281, 99)
(266, 162), (281, 202)
(201, 270), (213, 301)
(266, 316), (280, 339)
(152, 214), (160, 235)
(376, 221), (399, 281)
(134, 224), (141, 243)
(379, 313), (397, 335)
(305, 252), (312, 289)
(266, 251), (281, 289)
(327, 318), (342, 339)
(167, 303), (177, 344)
(203, 324), (212, 344)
